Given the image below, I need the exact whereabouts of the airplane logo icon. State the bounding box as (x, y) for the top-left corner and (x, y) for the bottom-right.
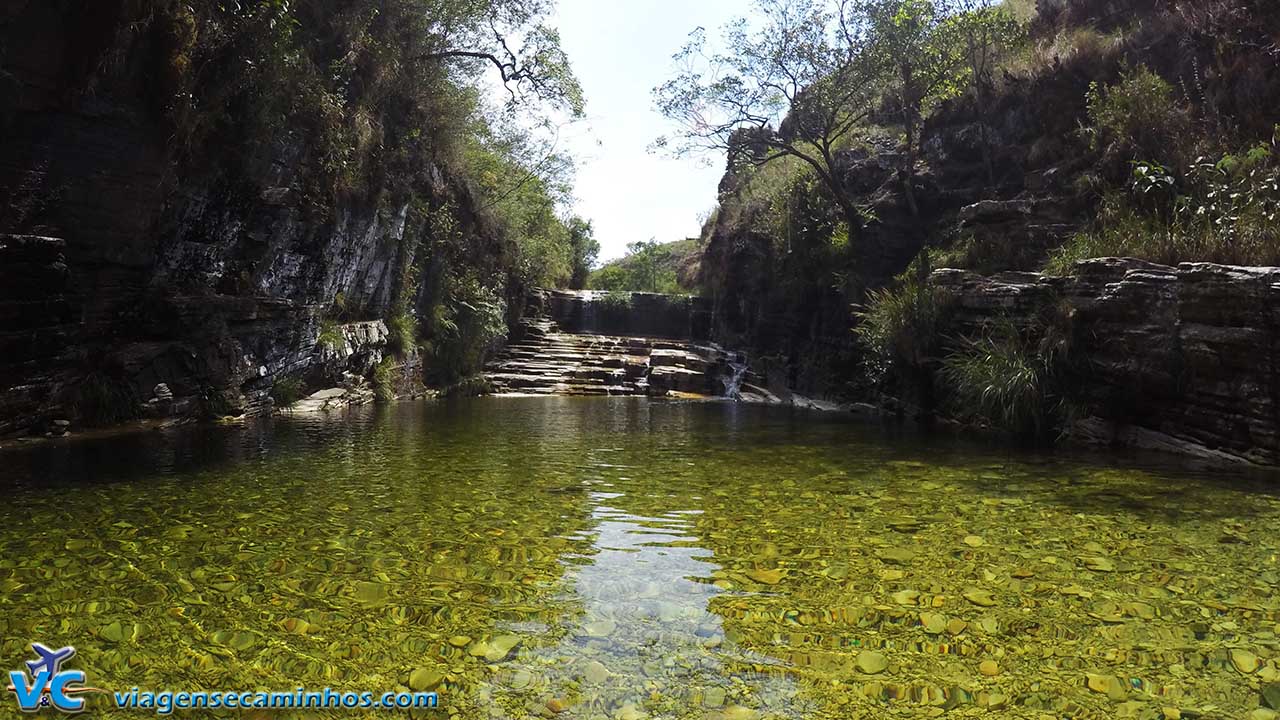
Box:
(26, 644), (76, 679)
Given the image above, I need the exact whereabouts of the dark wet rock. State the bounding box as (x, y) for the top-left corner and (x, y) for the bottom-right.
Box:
(0, 4), (457, 434)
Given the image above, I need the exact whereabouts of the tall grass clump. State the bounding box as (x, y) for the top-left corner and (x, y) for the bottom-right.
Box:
(386, 311), (418, 357)
(373, 357), (397, 402)
(935, 230), (1050, 274)
(317, 319), (344, 351)
(1084, 64), (1195, 176)
(270, 376), (305, 410)
(856, 252), (953, 377)
(940, 306), (1080, 443)
(73, 371), (139, 427)
(941, 320), (1052, 440)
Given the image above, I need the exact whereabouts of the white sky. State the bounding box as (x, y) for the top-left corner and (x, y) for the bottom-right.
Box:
(550, 0), (746, 261)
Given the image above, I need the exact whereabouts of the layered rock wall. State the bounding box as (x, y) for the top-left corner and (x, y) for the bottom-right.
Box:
(933, 259), (1280, 465)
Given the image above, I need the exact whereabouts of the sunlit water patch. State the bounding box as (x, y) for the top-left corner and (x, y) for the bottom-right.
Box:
(2, 397), (1279, 719)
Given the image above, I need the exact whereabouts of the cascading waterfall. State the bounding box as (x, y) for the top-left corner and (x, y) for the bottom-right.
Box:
(580, 289), (599, 332)
(720, 352), (749, 400)
(485, 289), (753, 398)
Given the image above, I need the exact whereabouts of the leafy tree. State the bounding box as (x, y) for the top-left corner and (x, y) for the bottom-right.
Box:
(410, 0), (584, 116)
(653, 0), (884, 240)
(947, 0), (1025, 186)
(587, 239), (696, 294)
(858, 0), (966, 215)
(628, 239), (661, 293)
(587, 264), (629, 292)
(459, 108), (582, 291)
(566, 216), (599, 289)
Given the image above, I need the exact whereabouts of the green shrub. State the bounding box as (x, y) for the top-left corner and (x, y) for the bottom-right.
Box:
(1084, 64), (1192, 168)
(855, 253), (953, 374)
(386, 312), (418, 357)
(74, 371), (139, 427)
(270, 376), (305, 410)
(940, 321), (1051, 440)
(317, 319), (344, 351)
(586, 264), (629, 292)
(1047, 138), (1280, 272)
(421, 277), (507, 385)
(587, 239), (698, 294)
(598, 291), (632, 312)
(372, 357), (397, 402)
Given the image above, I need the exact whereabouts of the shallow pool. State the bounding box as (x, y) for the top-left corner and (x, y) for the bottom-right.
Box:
(2, 397), (1278, 718)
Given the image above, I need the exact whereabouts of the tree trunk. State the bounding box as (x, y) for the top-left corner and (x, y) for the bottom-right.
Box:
(899, 66), (921, 217)
(902, 118), (920, 217)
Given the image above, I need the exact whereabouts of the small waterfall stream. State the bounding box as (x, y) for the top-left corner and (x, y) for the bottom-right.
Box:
(720, 352), (749, 400)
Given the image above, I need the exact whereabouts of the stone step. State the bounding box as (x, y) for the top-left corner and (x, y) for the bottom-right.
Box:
(484, 313), (731, 400)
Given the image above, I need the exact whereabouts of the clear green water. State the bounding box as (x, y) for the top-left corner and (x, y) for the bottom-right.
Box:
(2, 397), (1279, 719)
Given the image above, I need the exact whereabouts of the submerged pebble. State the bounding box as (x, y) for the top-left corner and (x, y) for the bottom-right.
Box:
(856, 651), (889, 674)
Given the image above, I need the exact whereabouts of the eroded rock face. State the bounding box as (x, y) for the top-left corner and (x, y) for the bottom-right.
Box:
(0, 235), (74, 434)
(933, 258), (1280, 465)
(0, 4), (443, 434)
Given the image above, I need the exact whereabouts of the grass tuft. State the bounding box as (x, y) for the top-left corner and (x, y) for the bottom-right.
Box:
(73, 371), (139, 427)
(373, 357), (398, 402)
(270, 377), (305, 410)
(855, 253), (953, 373)
(940, 320), (1051, 440)
(317, 319), (344, 351)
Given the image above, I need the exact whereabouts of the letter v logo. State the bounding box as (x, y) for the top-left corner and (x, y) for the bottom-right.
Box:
(9, 670), (48, 711)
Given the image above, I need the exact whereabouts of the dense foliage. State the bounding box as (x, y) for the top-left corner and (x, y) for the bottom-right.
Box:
(587, 239), (701, 294)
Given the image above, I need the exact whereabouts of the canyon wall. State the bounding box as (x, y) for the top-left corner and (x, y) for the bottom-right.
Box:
(0, 1), (510, 434)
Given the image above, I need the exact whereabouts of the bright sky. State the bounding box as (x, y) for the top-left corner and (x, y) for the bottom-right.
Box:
(551, 0), (745, 261)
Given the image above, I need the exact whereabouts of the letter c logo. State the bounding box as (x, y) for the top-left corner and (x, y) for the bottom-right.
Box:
(50, 670), (86, 712)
